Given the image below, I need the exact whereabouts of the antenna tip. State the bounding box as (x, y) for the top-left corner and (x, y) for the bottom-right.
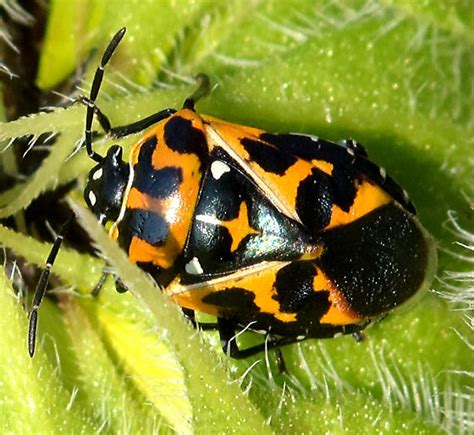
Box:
(28, 310), (38, 358)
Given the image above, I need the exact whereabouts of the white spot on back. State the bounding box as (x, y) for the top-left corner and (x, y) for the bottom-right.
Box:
(185, 257), (204, 275)
(195, 214), (222, 226)
(88, 191), (97, 206)
(92, 168), (103, 180)
(346, 147), (355, 156)
(379, 167), (386, 179)
(211, 160), (230, 180)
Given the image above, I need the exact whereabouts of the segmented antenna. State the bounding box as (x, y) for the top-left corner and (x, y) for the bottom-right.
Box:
(28, 216), (73, 357)
(85, 27), (126, 162)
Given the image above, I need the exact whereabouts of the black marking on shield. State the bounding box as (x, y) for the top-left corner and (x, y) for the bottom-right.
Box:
(259, 133), (353, 167)
(136, 166), (183, 200)
(241, 138), (297, 175)
(318, 203), (429, 317)
(202, 288), (260, 318)
(296, 167), (357, 234)
(293, 290), (332, 331)
(120, 209), (169, 246)
(260, 132), (416, 215)
(296, 169), (334, 234)
(133, 136), (184, 200)
(201, 285), (343, 338)
(257, 133), (360, 232)
(273, 261), (318, 313)
(273, 261), (332, 329)
(163, 115), (208, 165)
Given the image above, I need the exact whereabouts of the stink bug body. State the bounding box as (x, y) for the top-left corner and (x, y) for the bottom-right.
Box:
(28, 28), (436, 358)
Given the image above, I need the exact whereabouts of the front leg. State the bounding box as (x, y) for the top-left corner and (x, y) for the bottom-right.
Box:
(91, 270), (128, 297)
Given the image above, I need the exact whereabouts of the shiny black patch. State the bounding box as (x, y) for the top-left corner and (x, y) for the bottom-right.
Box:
(163, 116), (208, 165)
(195, 156), (245, 222)
(192, 221), (234, 266)
(133, 136), (183, 199)
(241, 138), (297, 175)
(183, 151), (314, 283)
(128, 209), (169, 245)
(273, 261), (318, 312)
(318, 203), (429, 317)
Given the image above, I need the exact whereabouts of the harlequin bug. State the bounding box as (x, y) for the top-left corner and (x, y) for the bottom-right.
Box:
(28, 28), (436, 358)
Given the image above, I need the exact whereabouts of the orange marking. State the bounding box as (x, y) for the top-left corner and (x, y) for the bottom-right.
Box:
(260, 160), (313, 211)
(123, 110), (207, 268)
(127, 187), (160, 212)
(169, 287), (220, 316)
(222, 202), (258, 252)
(125, 188), (192, 268)
(326, 179), (392, 230)
(312, 159), (333, 175)
(128, 236), (167, 268)
(168, 263), (298, 323)
(313, 268), (362, 325)
(203, 117), (331, 221)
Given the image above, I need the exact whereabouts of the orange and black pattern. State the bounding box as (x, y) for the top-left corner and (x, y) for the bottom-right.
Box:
(103, 110), (433, 339)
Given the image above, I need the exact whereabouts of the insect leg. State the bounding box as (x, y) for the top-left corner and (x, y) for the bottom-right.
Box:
(182, 308), (220, 331)
(352, 331), (366, 343)
(182, 73), (211, 111)
(274, 348), (287, 373)
(108, 109), (176, 137)
(91, 270), (128, 297)
(91, 271), (108, 297)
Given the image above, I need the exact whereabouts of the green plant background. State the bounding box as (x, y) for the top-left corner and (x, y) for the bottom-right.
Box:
(0, 0), (473, 433)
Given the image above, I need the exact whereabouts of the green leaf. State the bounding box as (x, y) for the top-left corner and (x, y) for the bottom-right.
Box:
(0, 268), (97, 432)
(1, 0), (472, 432)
